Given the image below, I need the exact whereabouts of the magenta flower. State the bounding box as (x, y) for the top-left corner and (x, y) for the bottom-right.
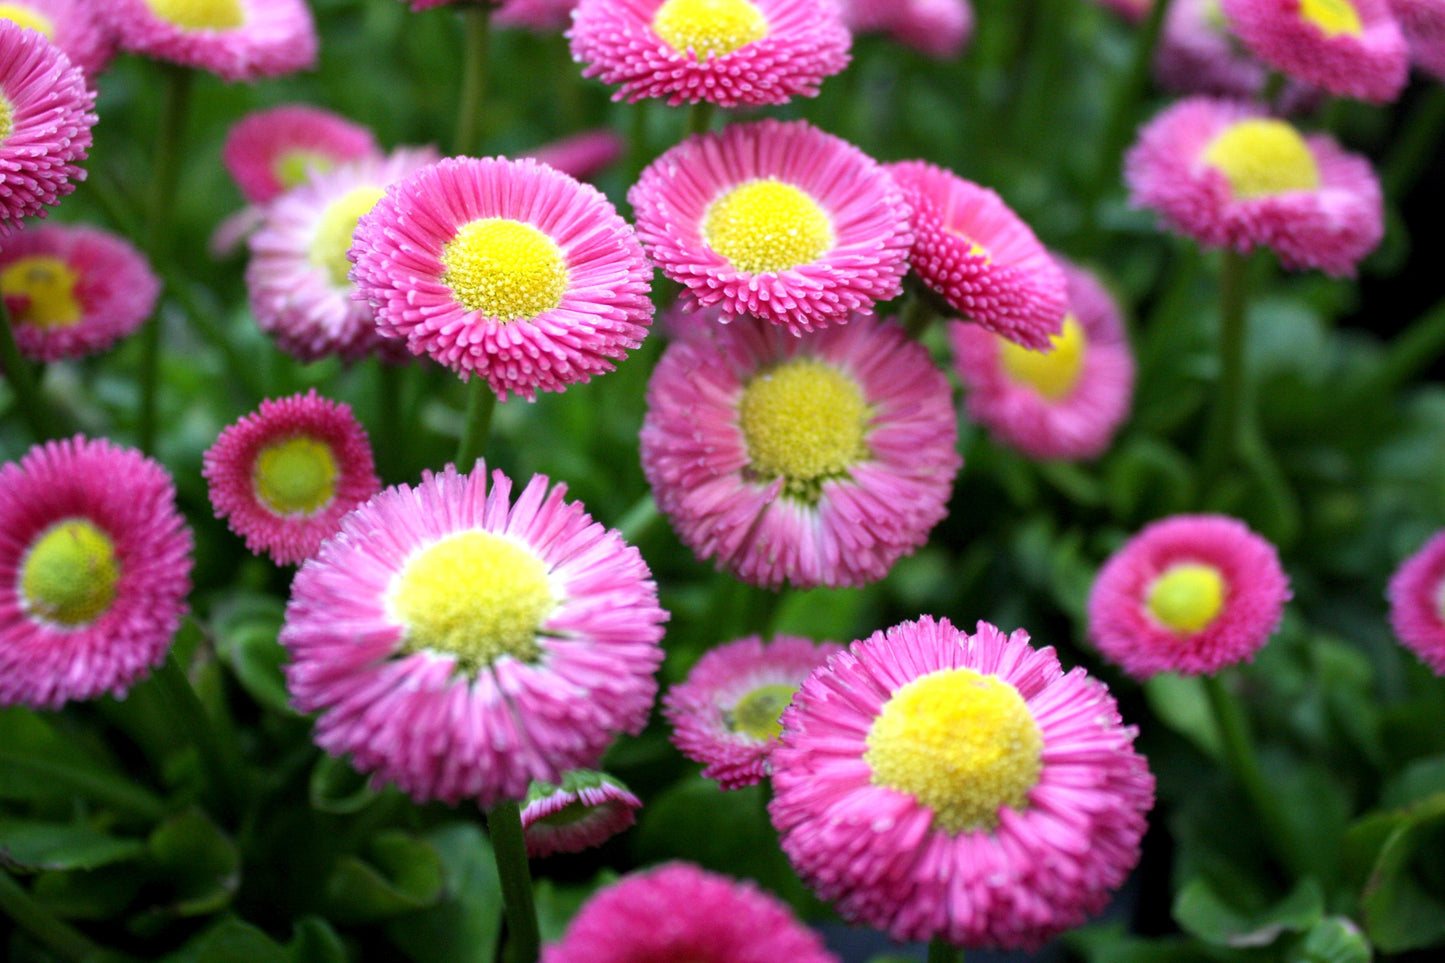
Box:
(520, 129), (623, 182)
(1125, 97), (1383, 276)
(1391, 0), (1445, 80)
(1388, 529), (1445, 675)
(630, 119), (913, 334)
(521, 770), (641, 858)
(770, 617), (1154, 949)
(222, 104), (380, 206)
(834, 0), (974, 59)
(97, 0), (317, 82)
(281, 463), (667, 805)
(1088, 514), (1291, 679)
(951, 256), (1134, 461)
(350, 155), (654, 400)
(541, 862), (840, 963)
(887, 160), (1067, 350)
(0, 436), (193, 710)
(640, 314), (960, 589)
(568, 0), (850, 107)
(0, 0), (115, 77)
(0, 223), (159, 362)
(496, 0), (579, 31)
(663, 634), (842, 789)
(203, 391), (381, 567)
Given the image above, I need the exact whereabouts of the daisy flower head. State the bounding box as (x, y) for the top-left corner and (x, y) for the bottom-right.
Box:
(1125, 97), (1383, 276)
(350, 155), (654, 400)
(222, 105), (380, 207)
(0, 436), (193, 710)
(1156, 0), (1272, 98)
(496, 0), (578, 32)
(568, 0), (850, 107)
(640, 313), (960, 590)
(887, 160), (1067, 350)
(0, 0), (115, 77)
(1220, 0), (1407, 103)
(202, 391), (380, 567)
(833, 0), (974, 59)
(97, 0), (318, 83)
(0, 223), (159, 362)
(629, 119), (913, 335)
(663, 634), (843, 788)
(281, 462), (668, 805)
(541, 862), (840, 963)
(1088, 513), (1290, 679)
(1390, 0), (1445, 80)
(521, 769), (641, 858)
(950, 256), (1134, 461)
(769, 617), (1155, 948)
(0, 20), (96, 234)
(1387, 529), (1445, 674)
(246, 147), (439, 363)
(521, 129), (623, 182)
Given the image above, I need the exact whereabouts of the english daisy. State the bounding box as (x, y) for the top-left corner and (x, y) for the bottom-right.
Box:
(640, 313), (960, 590)
(222, 104), (380, 207)
(950, 256), (1135, 461)
(0, 0), (114, 77)
(663, 634), (842, 789)
(96, 0), (318, 83)
(521, 129), (623, 182)
(1156, 0), (1273, 99)
(1125, 97), (1384, 276)
(887, 160), (1067, 350)
(281, 462), (668, 805)
(0, 222), (159, 362)
(0, 436), (193, 710)
(1390, 0), (1445, 80)
(1387, 528), (1445, 674)
(629, 119), (913, 334)
(833, 0), (974, 59)
(521, 769), (641, 858)
(1087, 513), (1291, 679)
(568, 0), (850, 107)
(769, 617), (1155, 949)
(350, 155), (654, 400)
(496, 0), (578, 32)
(202, 391), (381, 567)
(541, 862), (840, 963)
(0, 20), (96, 233)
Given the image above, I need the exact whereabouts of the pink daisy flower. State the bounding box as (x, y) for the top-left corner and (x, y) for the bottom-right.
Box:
(521, 769), (641, 858)
(1088, 513), (1291, 679)
(1387, 529), (1445, 675)
(1086, 0), (1152, 21)
(0, 436), (193, 710)
(96, 0), (317, 83)
(0, 222), (159, 362)
(496, 0), (578, 31)
(401, 0), (503, 10)
(1390, 0), (1445, 80)
(629, 119), (913, 335)
(1125, 97), (1383, 276)
(950, 256), (1135, 461)
(887, 160), (1067, 351)
(222, 104), (380, 207)
(1220, 0), (1408, 103)
(202, 391), (380, 567)
(1156, 0), (1273, 98)
(568, 0), (850, 107)
(520, 129), (623, 182)
(769, 617), (1155, 949)
(281, 462), (668, 805)
(350, 155), (654, 401)
(0, 0), (115, 77)
(832, 0), (974, 59)
(246, 147), (438, 363)
(663, 634), (843, 789)
(0, 21), (95, 234)
(640, 313), (960, 590)
(541, 862), (840, 963)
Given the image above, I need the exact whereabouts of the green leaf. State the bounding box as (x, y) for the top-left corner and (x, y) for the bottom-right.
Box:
(1174, 876), (1324, 947)
(1144, 675), (1221, 760)
(534, 873), (617, 945)
(286, 917), (348, 963)
(1286, 918), (1372, 963)
(165, 918), (287, 963)
(323, 831), (444, 924)
(385, 824), (503, 963)
(1354, 791), (1445, 951)
(0, 819), (145, 872)
(309, 754), (378, 815)
(148, 809), (240, 916)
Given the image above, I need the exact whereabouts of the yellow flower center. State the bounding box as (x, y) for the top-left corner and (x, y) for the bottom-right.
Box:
(0, 94), (11, 143)
(0, 4), (56, 38)
(309, 185), (385, 288)
(739, 359), (870, 499)
(725, 683), (797, 741)
(702, 179), (834, 274)
(20, 519), (121, 627)
(144, 0), (244, 30)
(998, 314), (1088, 401)
(0, 256), (83, 329)
(1145, 562), (1226, 634)
(1298, 0), (1363, 36)
(651, 0), (769, 59)
(864, 668), (1044, 834)
(441, 218), (568, 322)
(389, 530), (555, 671)
(275, 149), (337, 192)
(252, 436), (339, 517)
(1201, 119), (1321, 199)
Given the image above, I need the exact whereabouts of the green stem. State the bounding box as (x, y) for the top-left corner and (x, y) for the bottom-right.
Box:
(927, 937), (963, 963)
(374, 360), (405, 484)
(899, 287), (938, 339)
(1354, 295), (1445, 400)
(1009, 0), (1069, 152)
(0, 752), (166, 822)
(486, 800), (540, 963)
(615, 493), (659, 544)
(454, 379), (497, 469)
(0, 299), (57, 440)
(1385, 86), (1445, 199)
(0, 870), (102, 962)
(742, 583), (781, 637)
(138, 64), (194, 456)
(454, 4), (491, 157)
(152, 650), (246, 825)
(1200, 248), (1248, 490)
(685, 101), (716, 137)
